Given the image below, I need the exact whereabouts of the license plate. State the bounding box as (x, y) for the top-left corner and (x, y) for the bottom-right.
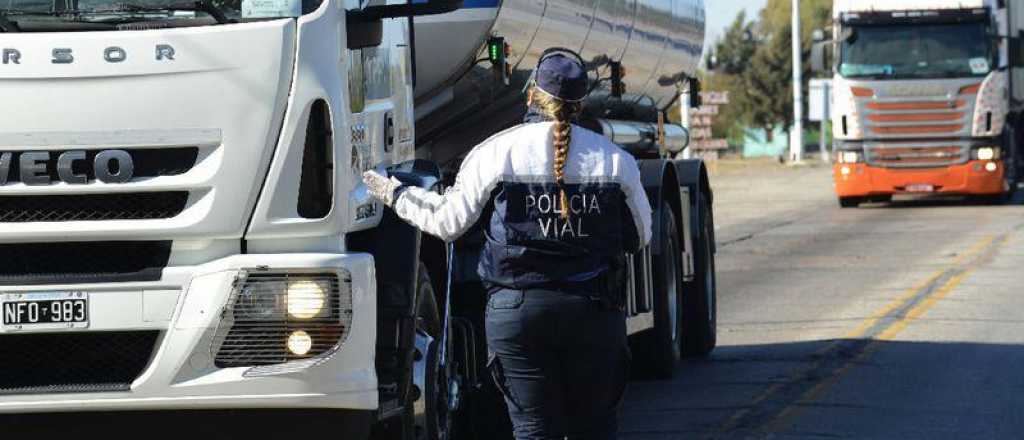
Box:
(905, 184), (935, 193)
(2, 292), (89, 330)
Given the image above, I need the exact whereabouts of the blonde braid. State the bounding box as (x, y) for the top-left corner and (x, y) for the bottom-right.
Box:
(531, 87), (582, 219)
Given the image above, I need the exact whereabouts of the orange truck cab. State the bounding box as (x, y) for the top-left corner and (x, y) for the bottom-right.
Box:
(818, 0), (1024, 207)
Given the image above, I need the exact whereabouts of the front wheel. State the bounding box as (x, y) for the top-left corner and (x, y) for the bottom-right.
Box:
(838, 197), (864, 208)
(411, 263), (455, 440)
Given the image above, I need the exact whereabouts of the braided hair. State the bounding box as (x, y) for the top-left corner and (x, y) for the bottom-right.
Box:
(530, 87), (583, 219)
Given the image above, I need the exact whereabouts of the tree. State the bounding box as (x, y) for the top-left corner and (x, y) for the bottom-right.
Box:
(706, 0), (832, 142)
(714, 12), (757, 76)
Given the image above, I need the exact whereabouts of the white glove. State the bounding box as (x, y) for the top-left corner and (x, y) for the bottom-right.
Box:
(362, 171), (404, 207)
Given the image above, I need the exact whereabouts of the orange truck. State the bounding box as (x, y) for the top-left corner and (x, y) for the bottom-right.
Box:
(814, 0), (1023, 207)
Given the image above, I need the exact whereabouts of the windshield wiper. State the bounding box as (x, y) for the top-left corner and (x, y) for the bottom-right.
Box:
(0, 9), (74, 32)
(83, 1), (232, 24)
(0, 12), (16, 32)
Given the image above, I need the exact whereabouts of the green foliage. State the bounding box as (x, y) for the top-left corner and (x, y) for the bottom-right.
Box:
(707, 0), (832, 140)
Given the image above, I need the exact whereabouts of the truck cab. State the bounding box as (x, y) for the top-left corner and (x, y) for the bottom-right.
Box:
(0, 0), (454, 434)
(821, 0), (1017, 207)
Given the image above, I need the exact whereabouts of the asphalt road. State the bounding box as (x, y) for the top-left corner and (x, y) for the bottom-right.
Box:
(6, 160), (1024, 439)
(620, 160), (1024, 439)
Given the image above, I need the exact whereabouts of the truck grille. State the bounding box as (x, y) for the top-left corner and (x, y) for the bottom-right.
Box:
(0, 192), (188, 223)
(0, 241), (172, 285)
(864, 144), (969, 168)
(856, 83), (979, 138)
(0, 331), (159, 395)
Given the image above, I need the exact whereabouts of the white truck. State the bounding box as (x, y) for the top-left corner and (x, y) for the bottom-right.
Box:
(0, 0), (714, 436)
(814, 0), (1024, 207)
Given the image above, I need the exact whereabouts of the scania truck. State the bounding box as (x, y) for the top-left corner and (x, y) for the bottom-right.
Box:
(815, 0), (1024, 207)
(0, 0), (715, 437)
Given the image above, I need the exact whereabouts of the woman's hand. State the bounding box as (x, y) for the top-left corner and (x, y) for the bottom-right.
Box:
(362, 171), (404, 207)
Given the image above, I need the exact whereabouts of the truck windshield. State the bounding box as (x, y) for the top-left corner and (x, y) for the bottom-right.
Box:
(840, 21), (993, 80)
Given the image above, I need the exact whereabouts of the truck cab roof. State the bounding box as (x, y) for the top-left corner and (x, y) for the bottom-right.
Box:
(834, 0), (989, 17)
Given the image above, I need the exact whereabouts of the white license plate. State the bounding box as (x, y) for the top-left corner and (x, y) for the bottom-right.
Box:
(905, 184), (935, 193)
(2, 292), (89, 330)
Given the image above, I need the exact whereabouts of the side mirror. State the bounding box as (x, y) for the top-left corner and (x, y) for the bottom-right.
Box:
(1011, 32), (1024, 68)
(347, 0), (462, 50)
(346, 12), (384, 49)
(688, 77), (702, 108)
(811, 41), (830, 74)
(812, 28), (826, 42)
(352, 0), (462, 21)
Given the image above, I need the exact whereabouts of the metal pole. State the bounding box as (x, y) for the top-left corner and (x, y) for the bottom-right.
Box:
(820, 81), (829, 162)
(790, 0), (803, 163)
(681, 91), (692, 160)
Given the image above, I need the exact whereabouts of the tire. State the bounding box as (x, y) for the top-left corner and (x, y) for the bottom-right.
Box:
(634, 202), (684, 379)
(412, 263), (453, 440)
(974, 193), (1011, 205)
(838, 197), (863, 208)
(682, 193), (717, 357)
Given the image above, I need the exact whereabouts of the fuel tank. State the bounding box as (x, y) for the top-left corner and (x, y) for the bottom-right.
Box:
(413, 0), (705, 112)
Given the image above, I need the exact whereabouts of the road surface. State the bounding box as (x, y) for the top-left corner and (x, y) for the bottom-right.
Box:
(5, 160), (1024, 439)
(621, 160), (1024, 439)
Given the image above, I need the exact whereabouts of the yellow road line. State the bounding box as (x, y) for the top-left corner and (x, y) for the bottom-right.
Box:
(712, 233), (1007, 437)
(765, 234), (1009, 433)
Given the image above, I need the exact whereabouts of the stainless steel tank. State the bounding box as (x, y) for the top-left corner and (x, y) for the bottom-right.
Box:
(413, 0), (705, 110)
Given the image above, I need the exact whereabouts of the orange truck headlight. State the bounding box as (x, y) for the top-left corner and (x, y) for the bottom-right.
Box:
(971, 147), (1000, 161)
(836, 150), (863, 164)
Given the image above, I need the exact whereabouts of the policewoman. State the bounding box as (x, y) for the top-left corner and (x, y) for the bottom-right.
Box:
(363, 48), (652, 440)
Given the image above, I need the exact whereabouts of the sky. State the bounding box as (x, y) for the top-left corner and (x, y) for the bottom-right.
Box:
(706, 0), (768, 46)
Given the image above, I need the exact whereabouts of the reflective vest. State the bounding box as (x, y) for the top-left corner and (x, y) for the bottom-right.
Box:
(393, 122), (652, 289)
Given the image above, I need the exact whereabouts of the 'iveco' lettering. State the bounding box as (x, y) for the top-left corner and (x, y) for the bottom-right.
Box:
(0, 150), (134, 185)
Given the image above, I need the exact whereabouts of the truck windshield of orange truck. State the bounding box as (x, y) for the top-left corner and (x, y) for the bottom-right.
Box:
(840, 21), (993, 80)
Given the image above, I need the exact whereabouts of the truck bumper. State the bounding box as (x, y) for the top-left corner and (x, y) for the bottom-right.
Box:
(833, 160), (1006, 197)
(0, 253), (378, 414)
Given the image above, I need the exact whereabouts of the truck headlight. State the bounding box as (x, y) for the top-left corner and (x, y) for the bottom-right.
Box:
(287, 280), (327, 319)
(837, 150), (863, 164)
(972, 147), (1000, 161)
(215, 271), (353, 369)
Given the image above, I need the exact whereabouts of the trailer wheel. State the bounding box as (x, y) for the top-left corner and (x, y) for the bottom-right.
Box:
(410, 263), (454, 440)
(682, 193), (717, 357)
(634, 202), (683, 379)
(838, 197), (863, 208)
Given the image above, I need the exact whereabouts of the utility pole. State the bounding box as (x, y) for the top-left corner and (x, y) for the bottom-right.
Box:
(820, 80), (830, 163)
(790, 0), (803, 163)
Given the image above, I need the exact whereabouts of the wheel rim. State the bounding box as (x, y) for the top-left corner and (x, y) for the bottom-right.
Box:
(412, 329), (433, 437)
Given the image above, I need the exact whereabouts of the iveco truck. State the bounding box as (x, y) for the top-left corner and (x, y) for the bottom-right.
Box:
(0, 0), (715, 436)
(815, 0), (1024, 207)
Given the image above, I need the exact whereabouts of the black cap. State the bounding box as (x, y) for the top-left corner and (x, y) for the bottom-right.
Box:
(534, 51), (589, 103)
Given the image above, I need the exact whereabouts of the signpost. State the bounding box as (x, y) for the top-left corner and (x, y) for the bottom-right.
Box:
(688, 91), (730, 162)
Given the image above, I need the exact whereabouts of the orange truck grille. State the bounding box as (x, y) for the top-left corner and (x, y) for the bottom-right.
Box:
(856, 84), (978, 138)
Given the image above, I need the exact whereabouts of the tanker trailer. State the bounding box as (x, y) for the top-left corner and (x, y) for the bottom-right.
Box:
(349, 0), (718, 437)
